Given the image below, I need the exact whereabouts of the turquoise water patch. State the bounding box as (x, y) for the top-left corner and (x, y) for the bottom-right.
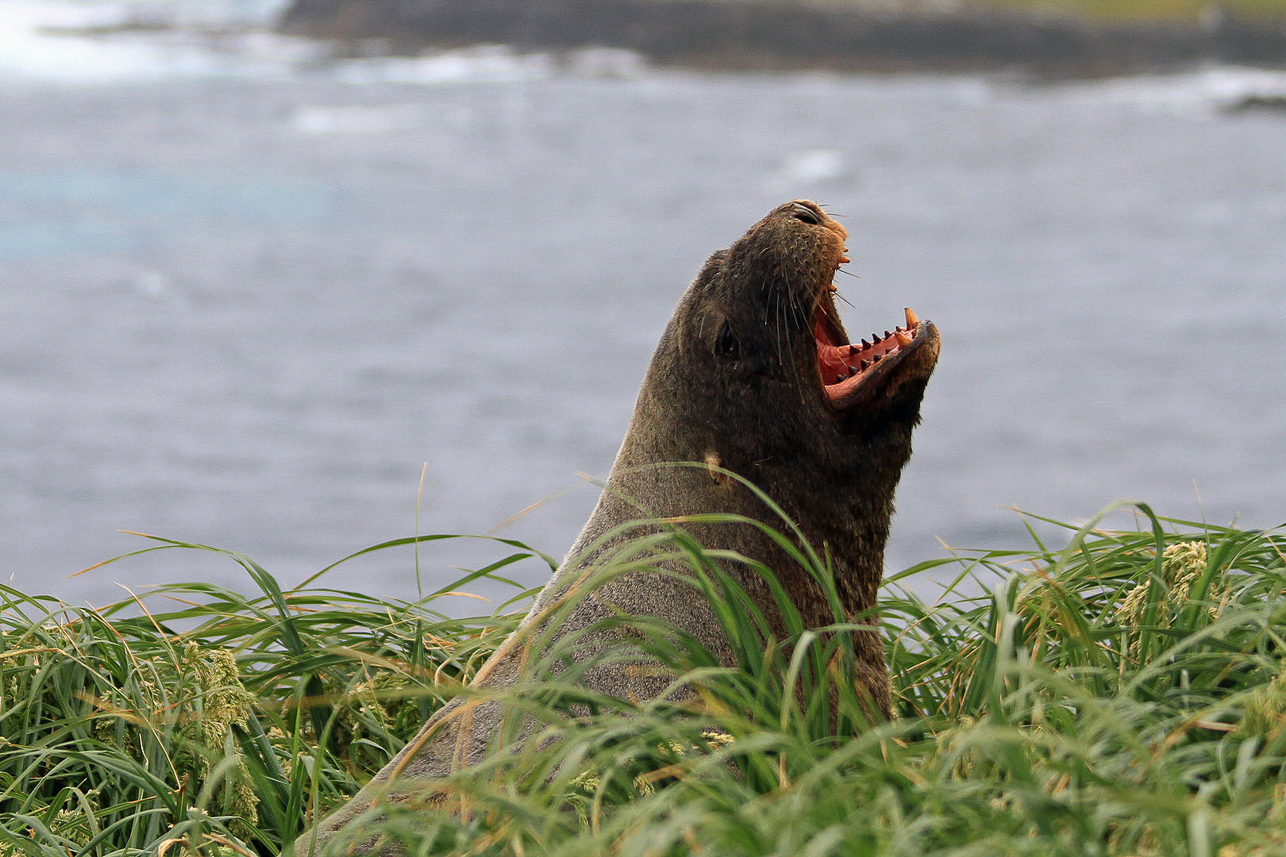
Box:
(0, 168), (334, 260)
(0, 220), (129, 258)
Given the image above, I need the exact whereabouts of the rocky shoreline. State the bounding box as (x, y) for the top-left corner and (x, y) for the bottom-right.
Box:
(277, 0), (1286, 77)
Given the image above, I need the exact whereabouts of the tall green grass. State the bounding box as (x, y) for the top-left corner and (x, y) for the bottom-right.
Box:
(4, 504), (1286, 856)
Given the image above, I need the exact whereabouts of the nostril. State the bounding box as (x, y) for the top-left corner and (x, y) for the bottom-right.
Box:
(790, 202), (821, 225)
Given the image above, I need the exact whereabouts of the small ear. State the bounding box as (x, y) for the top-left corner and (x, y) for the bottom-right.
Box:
(692, 249), (729, 284)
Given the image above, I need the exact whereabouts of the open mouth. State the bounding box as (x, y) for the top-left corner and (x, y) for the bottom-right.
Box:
(814, 302), (931, 409)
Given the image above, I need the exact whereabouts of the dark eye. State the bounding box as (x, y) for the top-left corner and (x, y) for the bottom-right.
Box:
(715, 320), (739, 360)
(791, 203), (821, 225)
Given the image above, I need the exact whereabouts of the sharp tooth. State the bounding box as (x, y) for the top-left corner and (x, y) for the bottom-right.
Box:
(835, 372), (847, 382)
(883, 330), (892, 339)
(895, 330), (912, 347)
(861, 359), (872, 370)
(905, 307), (919, 328)
(861, 338), (870, 348)
(848, 344), (858, 355)
(873, 353), (883, 363)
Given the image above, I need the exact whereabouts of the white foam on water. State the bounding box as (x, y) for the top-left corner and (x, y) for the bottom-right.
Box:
(333, 45), (557, 86)
(1194, 65), (1286, 109)
(0, 1), (124, 81)
(327, 45), (653, 87)
(0, 0), (304, 83)
(291, 103), (429, 136)
(1062, 65), (1286, 115)
(764, 148), (854, 196)
(0, 1), (645, 87)
(785, 149), (847, 183)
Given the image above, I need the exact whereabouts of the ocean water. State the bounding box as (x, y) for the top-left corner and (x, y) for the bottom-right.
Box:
(3, 0), (1286, 610)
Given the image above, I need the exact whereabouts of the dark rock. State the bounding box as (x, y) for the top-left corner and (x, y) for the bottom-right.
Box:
(276, 0), (1286, 76)
(1224, 93), (1286, 112)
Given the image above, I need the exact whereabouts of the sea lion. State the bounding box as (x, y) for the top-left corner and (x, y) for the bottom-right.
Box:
(294, 199), (939, 854)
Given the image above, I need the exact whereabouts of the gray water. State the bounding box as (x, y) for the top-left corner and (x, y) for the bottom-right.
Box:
(4, 32), (1286, 609)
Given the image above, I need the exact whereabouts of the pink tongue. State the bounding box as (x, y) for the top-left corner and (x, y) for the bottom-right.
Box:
(817, 341), (852, 382)
(813, 316), (854, 384)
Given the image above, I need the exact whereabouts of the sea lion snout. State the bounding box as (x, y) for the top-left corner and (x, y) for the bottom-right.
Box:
(769, 199), (852, 280)
(785, 199), (849, 243)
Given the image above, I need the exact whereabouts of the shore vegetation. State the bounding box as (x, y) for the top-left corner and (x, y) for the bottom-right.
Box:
(3, 504), (1286, 855)
(973, 0), (1286, 22)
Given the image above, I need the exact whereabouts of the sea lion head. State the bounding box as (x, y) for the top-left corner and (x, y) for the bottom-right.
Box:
(634, 199), (939, 496)
(717, 199), (938, 416)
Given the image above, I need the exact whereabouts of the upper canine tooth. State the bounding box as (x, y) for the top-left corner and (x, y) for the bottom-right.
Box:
(904, 307), (919, 328)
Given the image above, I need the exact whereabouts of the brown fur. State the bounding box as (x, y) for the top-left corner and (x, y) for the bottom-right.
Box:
(291, 200), (939, 854)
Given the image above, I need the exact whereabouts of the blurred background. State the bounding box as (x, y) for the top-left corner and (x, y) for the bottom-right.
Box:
(3, 0), (1285, 609)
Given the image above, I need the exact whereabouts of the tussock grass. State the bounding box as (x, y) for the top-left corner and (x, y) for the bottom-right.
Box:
(4, 504), (1286, 856)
